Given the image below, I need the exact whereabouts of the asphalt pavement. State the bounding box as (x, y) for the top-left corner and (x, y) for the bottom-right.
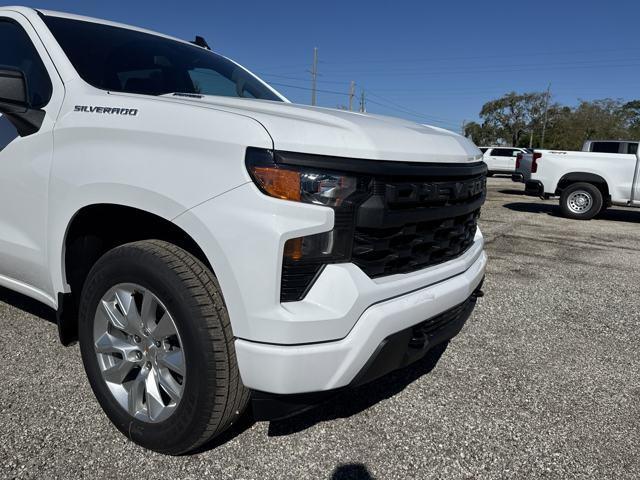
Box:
(1, 176), (638, 479)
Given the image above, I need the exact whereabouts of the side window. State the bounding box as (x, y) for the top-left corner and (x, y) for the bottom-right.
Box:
(492, 149), (508, 156)
(479, 148), (488, 154)
(628, 143), (638, 155)
(0, 19), (52, 108)
(590, 142), (620, 154)
(0, 114), (19, 151)
(188, 68), (238, 97)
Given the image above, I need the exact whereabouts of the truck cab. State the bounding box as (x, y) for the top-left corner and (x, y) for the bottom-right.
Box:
(582, 140), (639, 155)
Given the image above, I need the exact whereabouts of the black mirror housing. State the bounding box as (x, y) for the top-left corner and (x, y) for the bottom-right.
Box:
(0, 68), (45, 137)
(0, 68), (29, 113)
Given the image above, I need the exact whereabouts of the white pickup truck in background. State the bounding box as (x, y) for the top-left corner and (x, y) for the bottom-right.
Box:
(515, 148), (640, 219)
(480, 146), (532, 176)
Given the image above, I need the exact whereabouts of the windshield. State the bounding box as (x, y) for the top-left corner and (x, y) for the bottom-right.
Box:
(42, 16), (283, 101)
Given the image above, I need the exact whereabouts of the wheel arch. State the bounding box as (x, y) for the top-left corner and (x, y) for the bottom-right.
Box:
(57, 203), (213, 345)
(555, 172), (610, 201)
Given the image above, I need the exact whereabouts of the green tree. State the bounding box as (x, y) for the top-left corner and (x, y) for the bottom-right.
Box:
(478, 91), (548, 146)
(463, 121), (497, 146)
(471, 93), (640, 150)
(623, 100), (640, 139)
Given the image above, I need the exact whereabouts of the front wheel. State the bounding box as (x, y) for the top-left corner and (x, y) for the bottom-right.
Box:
(559, 182), (603, 220)
(78, 240), (249, 454)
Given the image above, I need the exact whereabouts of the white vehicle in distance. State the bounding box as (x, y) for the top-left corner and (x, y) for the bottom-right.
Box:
(0, 7), (487, 454)
(582, 139), (638, 154)
(518, 148), (640, 219)
(480, 146), (532, 176)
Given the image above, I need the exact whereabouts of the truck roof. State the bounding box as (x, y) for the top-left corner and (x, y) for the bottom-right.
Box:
(0, 6), (197, 49)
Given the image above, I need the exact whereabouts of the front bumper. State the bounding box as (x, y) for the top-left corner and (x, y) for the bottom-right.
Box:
(235, 249), (486, 395)
(251, 283), (482, 420)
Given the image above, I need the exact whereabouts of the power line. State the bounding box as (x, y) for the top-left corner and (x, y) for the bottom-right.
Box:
(364, 97), (460, 127)
(314, 47), (640, 67)
(307, 61), (640, 78)
(257, 72), (350, 85)
(268, 82), (352, 97)
(267, 82), (463, 128)
(365, 90), (461, 125)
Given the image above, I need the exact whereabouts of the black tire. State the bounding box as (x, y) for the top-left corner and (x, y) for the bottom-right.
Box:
(559, 182), (603, 220)
(78, 240), (249, 454)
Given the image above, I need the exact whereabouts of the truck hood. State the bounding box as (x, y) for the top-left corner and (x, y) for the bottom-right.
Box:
(162, 95), (482, 164)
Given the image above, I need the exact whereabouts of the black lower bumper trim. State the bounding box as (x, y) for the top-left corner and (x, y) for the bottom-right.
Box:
(251, 278), (484, 421)
(525, 180), (544, 196)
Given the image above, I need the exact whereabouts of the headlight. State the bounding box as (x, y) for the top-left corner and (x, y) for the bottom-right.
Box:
(246, 148), (366, 302)
(246, 148), (358, 207)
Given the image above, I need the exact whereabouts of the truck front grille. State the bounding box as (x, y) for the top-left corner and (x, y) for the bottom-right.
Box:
(352, 174), (486, 278)
(279, 159), (486, 302)
(352, 209), (480, 277)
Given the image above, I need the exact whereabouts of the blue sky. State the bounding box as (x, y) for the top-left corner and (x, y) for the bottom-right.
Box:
(23, 0), (640, 132)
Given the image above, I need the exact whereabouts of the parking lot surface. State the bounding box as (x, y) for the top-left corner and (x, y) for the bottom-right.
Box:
(1, 177), (638, 480)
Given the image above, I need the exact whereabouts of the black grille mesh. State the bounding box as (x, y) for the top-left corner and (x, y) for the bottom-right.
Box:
(352, 209), (480, 277)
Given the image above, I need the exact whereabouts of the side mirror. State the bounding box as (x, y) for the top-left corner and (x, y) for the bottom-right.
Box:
(0, 68), (29, 114)
(0, 68), (45, 137)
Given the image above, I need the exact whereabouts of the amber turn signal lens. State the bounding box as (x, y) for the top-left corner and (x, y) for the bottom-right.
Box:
(251, 166), (301, 201)
(283, 237), (303, 260)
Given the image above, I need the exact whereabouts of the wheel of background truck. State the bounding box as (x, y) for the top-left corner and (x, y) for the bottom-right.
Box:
(559, 182), (603, 220)
(78, 240), (249, 454)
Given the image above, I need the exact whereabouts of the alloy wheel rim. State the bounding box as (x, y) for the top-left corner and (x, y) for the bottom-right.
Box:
(93, 283), (185, 423)
(567, 190), (593, 214)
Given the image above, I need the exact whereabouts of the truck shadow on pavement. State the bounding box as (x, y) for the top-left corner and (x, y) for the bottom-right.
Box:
(190, 340), (450, 455)
(498, 189), (527, 196)
(0, 287), (57, 324)
(504, 202), (640, 223)
(196, 343), (449, 453)
(331, 463), (375, 479)
(266, 342), (449, 437)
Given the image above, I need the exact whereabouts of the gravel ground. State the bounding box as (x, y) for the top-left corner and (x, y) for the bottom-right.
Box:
(1, 177), (639, 479)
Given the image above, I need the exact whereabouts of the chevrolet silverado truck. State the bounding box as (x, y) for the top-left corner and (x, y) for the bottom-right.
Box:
(0, 7), (487, 454)
(516, 148), (640, 219)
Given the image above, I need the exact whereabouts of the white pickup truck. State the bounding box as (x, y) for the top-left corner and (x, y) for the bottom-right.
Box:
(0, 7), (487, 454)
(515, 148), (640, 219)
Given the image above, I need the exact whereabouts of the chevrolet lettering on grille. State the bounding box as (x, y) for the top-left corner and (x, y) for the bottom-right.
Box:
(385, 177), (486, 205)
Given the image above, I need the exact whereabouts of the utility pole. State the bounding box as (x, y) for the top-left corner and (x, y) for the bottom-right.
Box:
(348, 81), (356, 111)
(461, 119), (467, 137)
(310, 47), (318, 106)
(359, 89), (366, 113)
(529, 130), (534, 149)
(540, 83), (551, 148)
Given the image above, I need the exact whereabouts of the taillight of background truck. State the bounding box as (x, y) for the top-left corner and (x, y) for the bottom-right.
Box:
(531, 152), (542, 173)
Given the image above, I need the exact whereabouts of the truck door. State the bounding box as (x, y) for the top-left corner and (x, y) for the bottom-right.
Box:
(486, 148), (508, 172)
(0, 13), (64, 301)
(507, 148), (520, 171)
(631, 147), (640, 206)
